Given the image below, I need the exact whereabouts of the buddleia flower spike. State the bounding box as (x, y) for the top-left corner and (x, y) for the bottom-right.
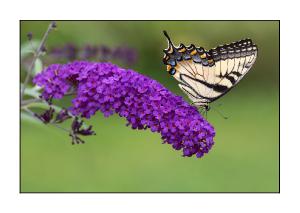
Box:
(34, 61), (216, 158)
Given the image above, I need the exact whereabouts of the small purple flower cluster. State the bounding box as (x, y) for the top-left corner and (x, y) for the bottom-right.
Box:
(33, 61), (215, 158)
(49, 44), (137, 66)
(34, 106), (95, 144)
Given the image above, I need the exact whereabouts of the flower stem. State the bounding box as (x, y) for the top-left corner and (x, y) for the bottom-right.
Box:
(21, 21), (56, 101)
(23, 107), (84, 144)
(23, 107), (70, 134)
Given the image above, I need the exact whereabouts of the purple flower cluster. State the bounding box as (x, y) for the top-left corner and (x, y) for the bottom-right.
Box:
(33, 61), (215, 158)
(49, 44), (137, 66)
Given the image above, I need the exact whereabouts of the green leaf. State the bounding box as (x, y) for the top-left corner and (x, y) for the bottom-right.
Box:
(25, 102), (63, 112)
(22, 85), (41, 98)
(21, 112), (41, 125)
(21, 40), (40, 59)
(33, 58), (43, 75)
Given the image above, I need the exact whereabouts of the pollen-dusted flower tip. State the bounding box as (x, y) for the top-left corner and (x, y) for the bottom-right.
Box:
(33, 61), (215, 158)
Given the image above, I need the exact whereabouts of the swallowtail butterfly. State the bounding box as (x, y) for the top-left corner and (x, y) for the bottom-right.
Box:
(162, 31), (258, 112)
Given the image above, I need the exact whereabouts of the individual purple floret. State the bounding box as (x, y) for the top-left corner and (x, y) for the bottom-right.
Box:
(33, 61), (215, 158)
(55, 108), (72, 123)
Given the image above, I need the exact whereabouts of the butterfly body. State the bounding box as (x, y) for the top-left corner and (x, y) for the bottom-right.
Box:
(162, 31), (258, 110)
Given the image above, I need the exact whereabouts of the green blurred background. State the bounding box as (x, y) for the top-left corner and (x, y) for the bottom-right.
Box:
(20, 21), (279, 192)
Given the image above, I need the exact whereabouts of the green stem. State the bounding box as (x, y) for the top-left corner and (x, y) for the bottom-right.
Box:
(21, 98), (42, 106)
(23, 107), (71, 133)
(21, 21), (56, 101)
(21, 91), (76, 108)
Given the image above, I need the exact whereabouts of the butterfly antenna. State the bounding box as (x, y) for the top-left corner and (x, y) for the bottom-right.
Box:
(210, 106), (229, 120)
(163, 30), (175, 48)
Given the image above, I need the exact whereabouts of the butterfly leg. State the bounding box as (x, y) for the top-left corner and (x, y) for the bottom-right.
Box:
(204, 109), (208, 120)
(196, 105), (206, 119)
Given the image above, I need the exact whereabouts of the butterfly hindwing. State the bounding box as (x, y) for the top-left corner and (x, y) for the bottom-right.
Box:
(163, 31), (257, 106)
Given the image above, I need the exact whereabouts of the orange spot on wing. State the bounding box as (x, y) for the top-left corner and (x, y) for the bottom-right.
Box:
(167, 65), (171, 71)
(200, 53), (207, 59)
(178, 48), (186, 53)
(191, 50), (197, 55)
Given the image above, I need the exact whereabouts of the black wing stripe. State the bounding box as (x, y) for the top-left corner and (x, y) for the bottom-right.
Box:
(180, 74), (229, 95)
(178, 82), (213, 101)
(180, 74), (228, 92)
(180, 76), (235, 103)
(225, 75), (236, 85)
(231, 71), (242, 77)
(178, 80), (212, 100)
(179, 83), (202, 100)
(213, 84), (230, 93)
